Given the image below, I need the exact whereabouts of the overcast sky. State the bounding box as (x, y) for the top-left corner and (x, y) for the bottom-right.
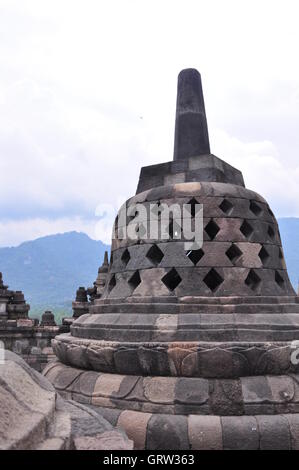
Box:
(0, 0), (299, 246)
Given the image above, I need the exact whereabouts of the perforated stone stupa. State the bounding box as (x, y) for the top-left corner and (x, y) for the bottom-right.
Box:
(44, 69), (299, 450)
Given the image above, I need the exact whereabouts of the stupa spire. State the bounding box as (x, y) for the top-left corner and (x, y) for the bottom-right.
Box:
(173, 68), (210, 160)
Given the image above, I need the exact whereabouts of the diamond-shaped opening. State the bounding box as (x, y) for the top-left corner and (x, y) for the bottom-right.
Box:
(128, 270), (141, 291)
(219, 198), (233, 215)
(240, 220), (254, 239)
(203, 268), (224, 292)
(249, 200), (262, 216)
(258, 246), (270, 266)
(275, 270), (285, 287)
(268, 206), (274, 217)
(186, 248), (204, 265)
(108, 274), (116, 293)
(268, 225), (275, 239)
(146, 244), (164, 266)
(187, 197), (199, 218)
(161, 268), (182, 291)
(245, 269), (261, 291)
(205, 220), (220, 240)
(121, 248), (131, 266)
(168, 219), (182, 239)
(226, 243), (242, 263)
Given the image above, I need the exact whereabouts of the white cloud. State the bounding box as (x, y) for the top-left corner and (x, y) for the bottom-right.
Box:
(0, 0), (299, 246)
(0, 217), (105, 247)
(212, 130), (299, 217)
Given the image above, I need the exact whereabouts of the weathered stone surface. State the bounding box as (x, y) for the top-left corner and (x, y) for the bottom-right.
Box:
(173, 69), (210, 161)
(0, 350), (129, 450)
(138, 346), (171, 376)
(114, 348), (142, 375)
(71, 370), (100, 402)
(257, 415), (291, 450)
(53, 366), (83, 391)
(83, 404), (121, 426)
(51, 334), (299, 378)
(143, 377), (176, 404)
(44, 363), (299, 415)
(117, 410), (151, 450)
(73, 431), (133, 450)
(209, 379), (243, 416)
(175, 378), (209, 405)
(241, 376), (272, 403)
(146, 414), (189, 450)
(93, 373), (124, 398)
(188, 415), (222, 450)
(222, 416), (259, 450)
(283, 414), (299, 449)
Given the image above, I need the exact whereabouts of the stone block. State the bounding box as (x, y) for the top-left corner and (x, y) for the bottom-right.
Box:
(241, 376), (272, 403)
(188, 415), (222, 450)
(117, 410), (151, 450)
(74, 430), (133, 450)
(256, 415), (291, 449)
(283, 414), (299, 449)
(146, 414), (189, 450)
(209, 379), (244, 415)
(221, 416), (259, 450)
(175, 377), (209, 404)
(143, 377), (176, 404)
(164, 173), (186, 185)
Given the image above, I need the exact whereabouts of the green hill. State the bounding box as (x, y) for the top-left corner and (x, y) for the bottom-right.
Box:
(0, 231), (110, 321)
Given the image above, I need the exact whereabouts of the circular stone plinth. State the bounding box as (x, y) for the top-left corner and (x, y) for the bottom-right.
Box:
(43, 362), (299, 450)
(43, 361), (299, 416)
(52, 332), (299, 378)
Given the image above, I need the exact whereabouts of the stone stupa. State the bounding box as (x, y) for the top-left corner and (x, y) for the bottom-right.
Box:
(44, 69), (299, 450)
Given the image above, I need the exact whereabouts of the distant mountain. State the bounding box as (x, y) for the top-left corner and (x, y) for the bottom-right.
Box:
(0, 219), (297, 322)
(0, 232), (110, 320)
(278, 218), (299, 292)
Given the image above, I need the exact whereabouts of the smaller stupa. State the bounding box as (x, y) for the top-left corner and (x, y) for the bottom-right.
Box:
(72, 251), (109, 319)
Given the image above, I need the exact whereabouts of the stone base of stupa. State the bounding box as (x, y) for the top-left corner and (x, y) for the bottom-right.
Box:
(44, 359), (299, 450)
(44, 294), (299, 449)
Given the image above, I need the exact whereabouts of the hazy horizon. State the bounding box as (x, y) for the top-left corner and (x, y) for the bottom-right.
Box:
(0, 215), (298, 249)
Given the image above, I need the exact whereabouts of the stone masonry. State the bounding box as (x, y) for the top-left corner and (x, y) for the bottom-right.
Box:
(0, 350), (132, 450)
(44, 69), (299, 449)
(0, 272), (69, 372)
